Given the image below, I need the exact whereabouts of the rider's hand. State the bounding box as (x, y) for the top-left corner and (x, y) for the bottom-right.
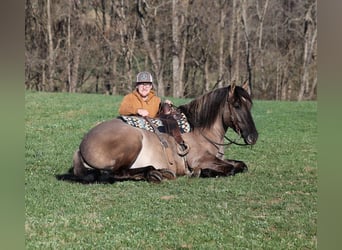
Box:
(164, 99), (172, 105)
(137, 109), (149, 117)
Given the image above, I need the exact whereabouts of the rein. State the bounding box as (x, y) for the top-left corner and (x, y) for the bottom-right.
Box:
(199, 130), (249, 148)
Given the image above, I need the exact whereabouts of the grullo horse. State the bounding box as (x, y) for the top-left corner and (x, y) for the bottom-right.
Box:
(57, 83), (258, 183)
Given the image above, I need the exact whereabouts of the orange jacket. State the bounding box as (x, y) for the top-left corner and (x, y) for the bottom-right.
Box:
(118, 90), (161, 118)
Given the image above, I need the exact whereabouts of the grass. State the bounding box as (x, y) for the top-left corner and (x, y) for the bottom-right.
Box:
(25, 91), (317, 249)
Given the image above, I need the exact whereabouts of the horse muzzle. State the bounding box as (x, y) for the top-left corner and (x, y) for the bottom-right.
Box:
(244, 133), (258, 145)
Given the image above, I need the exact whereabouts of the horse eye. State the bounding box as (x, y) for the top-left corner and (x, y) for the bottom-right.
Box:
(233, 103), (241, 109)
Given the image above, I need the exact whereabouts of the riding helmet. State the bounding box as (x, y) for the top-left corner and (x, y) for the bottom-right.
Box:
(136, 71), (153, 84)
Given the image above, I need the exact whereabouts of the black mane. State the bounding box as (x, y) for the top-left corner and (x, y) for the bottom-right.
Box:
(178, 87), (228, 129)
(178, 86), (252, 129)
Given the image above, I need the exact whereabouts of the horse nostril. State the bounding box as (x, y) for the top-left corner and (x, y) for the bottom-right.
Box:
(247, 134), (258, 145)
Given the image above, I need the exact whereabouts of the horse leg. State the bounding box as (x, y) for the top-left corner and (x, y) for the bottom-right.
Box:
(196, 157), (248, 178)
(146, 170), (163, 183)
(73, 150), (88, 177)
(158, 169), (177, 180)
(121, 166), (163, 183)
(72, 150), (102, 183)
(137, 166), (176, 183)
(146, 169), (177, 183)
(111, 166), (175, 183)
(224, 159), (248, 174)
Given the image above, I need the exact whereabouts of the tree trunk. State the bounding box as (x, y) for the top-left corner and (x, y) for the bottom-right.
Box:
(154, 25), (165, 96)
(241, 0), (252, 91)
(204, 59), (209, 92)
(172, 0), (181, 97)
(116, 0), (134, 92)
(137, 0), (165, 96)
(112, 54), (118, 95)
(218, 1), (226, 88)
(256, 0), (269, 94)
(66, 0), (71, 92)
(298, 3), (316, 101)
(41, 64), (46, 91)
(179, 8), (188, 96)
(172, 0), (188, 98)
(70, 45), (81, 93)
(228, 0), (237, 82)
(46, 0), (55, 91)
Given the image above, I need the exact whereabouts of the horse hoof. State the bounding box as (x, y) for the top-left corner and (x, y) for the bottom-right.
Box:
(231, 163), (248, 175)
(238, 162), (248, 173)
(242, 165), (248, 172)
(159, 169), (176, 180)
(190, 168), (201, 178)
(147, 170), (163, 183)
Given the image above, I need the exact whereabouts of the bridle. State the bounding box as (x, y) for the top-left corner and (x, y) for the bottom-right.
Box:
(199, 129), (249, 148)
(171, 98), (250, 151)
(226, 99), (250, 146)
(199, 99), (250, 148)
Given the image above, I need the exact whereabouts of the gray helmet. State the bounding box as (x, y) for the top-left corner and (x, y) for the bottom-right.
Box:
(136, 71), (153, 84)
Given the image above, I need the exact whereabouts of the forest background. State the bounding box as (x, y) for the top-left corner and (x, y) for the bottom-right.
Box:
(25, 0), (317, 100)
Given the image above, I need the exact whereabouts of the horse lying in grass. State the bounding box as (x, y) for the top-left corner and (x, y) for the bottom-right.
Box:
(57, 83), (258, 183)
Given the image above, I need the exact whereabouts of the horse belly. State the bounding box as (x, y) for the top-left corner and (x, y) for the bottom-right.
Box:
(130, 133), (168, 169)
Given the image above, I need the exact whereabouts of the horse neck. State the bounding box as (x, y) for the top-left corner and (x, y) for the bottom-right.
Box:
(199, 112), (228, 142)
(180, 87), (231, 139)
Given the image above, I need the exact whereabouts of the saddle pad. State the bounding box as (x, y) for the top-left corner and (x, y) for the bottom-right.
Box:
(119, 113), (191, 134)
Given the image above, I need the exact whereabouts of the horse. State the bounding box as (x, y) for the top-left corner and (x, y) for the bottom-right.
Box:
(56, 82), (258, 183)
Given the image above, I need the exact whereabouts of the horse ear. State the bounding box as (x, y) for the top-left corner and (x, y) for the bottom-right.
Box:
(241, 80), (251, 95)
(228, 82), (236, 100)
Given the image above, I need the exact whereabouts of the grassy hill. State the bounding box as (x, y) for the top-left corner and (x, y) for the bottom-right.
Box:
(25, 91), (317, 249)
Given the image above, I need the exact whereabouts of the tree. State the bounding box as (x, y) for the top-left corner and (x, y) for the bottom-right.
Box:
(137, 0), (171, 96)
(171, 0), (188, 98)
(298, 1), (317, 100)
(25, 0), (317, 100)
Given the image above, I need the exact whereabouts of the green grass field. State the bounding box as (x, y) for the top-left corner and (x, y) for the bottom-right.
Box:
(25, 91), (317, 249)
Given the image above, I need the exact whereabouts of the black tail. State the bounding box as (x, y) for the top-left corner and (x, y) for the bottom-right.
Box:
(55, 167), (117, 184)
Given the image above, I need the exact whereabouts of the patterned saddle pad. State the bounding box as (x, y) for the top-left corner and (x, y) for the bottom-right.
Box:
(119, 113), (191, 134)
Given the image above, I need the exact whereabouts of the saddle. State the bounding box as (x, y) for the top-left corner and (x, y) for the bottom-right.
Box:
(119, 104), (191, 172)
(119, 103), (190, 152)
(157, 103), (186, 145)
(119, 105), (190, 136)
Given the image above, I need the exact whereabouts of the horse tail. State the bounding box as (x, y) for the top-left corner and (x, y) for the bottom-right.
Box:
(55, 167), (118, 184)
(55, 150), (117, 184)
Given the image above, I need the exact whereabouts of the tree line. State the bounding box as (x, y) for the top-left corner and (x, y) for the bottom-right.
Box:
(25, 0), (317, 100)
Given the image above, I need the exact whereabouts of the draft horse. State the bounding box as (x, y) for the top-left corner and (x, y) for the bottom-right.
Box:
(57, 83), (258, 183)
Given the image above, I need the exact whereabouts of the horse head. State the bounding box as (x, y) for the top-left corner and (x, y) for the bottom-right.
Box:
(226, 82), (258, 145)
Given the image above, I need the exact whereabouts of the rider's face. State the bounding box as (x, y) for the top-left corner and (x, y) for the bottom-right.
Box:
(136, 83), (152, 97)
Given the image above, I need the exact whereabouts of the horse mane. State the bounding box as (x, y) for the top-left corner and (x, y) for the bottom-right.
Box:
(178, 86), (252, 129)
(178, 87), (229, 129)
